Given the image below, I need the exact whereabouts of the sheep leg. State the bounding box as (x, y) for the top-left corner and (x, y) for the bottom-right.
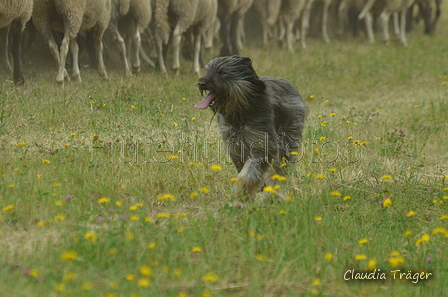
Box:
(57, 33), (71, 84)
(286, 20), (295, 52)
(338, 0), (348, 36)
(171, 24), (183, 76)
(228, 12), (241, 55)
(115, 26), (132, 77)
(192, 32), (201, 76)
(399, 9), (408, 46)
(10, 21), (25, 84)
(0, 26), (12, 73)
(69, 38), (81, 82)
(365, 13), (375, 43)
(131, 28), (142, 74)
(380, 10), (391, 44)
(322, 0), (331, 44)
(393, 12), (400, 39)
(301, 0), (314, 49)
(94, 27), (108, 80)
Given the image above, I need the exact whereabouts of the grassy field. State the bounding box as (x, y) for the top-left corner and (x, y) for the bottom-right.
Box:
(1, 13), (448, 297)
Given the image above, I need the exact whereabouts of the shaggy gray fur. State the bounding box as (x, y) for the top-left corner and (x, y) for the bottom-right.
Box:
(196, 55), (307, 201)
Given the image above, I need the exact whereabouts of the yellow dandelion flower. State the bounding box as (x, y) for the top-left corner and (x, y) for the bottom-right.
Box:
(315, 174), (325, 179)
(157, 193), (176, 201)
(115, 201), (122, 207)
(84, 231), (97, 242)
(55, 201), (63, 206)
(190, 192), (198, 199)
(404, 230), (412, 237)
(130, 215), (139, 221)
(389, 256), (405, 268)
(432, 227), (447, 235)
(366, 259), (377, 271)
(54, 213), (65, 221)
(177, 225), (185, 233)
(70, 133), (77, 137)
(358, 238), (368, 246)
(108, 248), (117, 255)
(331, 191), (342, 197)
(8, 184), (15, 188)
(211, 164), (222, 171)
(325, 253), (333, 261)
(54, 283), (66, 292)
(37, 220), (46, 227)
(157, 213), (170, 218)
(343, 196), (352, 201)
(98, 197), (110, 203)
(329, 168), (337, 172)
(202, 273), (218, 283)
(191, 117), (196, 121)
(346, 120), (351, 124)
(61, 250), (79, 261)
(314, 216), (323, 221)
(279, 209), (287, 215)
(192, 246), (202, 252)
(131, 105), (136, 109)
(173, 122), (178, 126)
(29, 269), (40, 278)
(148, 242), (156, 249)
(355, 254), (367, 260)
(421, 234), (430, 242)
(312, 279), (321, 286)
(263, 186), (277, 194)
(145, 216), (153, 222)
(406, 210), (415, 217)
(324, 100), (329, 104)
(199, 187), (209, 194)
(319, 136), (326, 141)
(376, 137), (381, 140)
(174, 268), (182, 277)
(81, 282), (93, 291)
(413, 105), (418, 108)
(360, 141), (368, 146)
(125, 274), (134, 281)
(347, 136), (353, 140)
(383, 198), (392, 207)
(441, 215), (448, 220)
(272, 174), (287, 181)
(3, 204), (14, 212)
(125, 232), (134, 241)
(139, 265), (152, 276)
(317, 115), (322, 118)
(107, 293), (117, 297)
(353, 140), (360, 145)
(62, 271), (75, 282)
(330, 113), (336, 116)
(37, 174), (42, 179)
(256, 254), (266, 261)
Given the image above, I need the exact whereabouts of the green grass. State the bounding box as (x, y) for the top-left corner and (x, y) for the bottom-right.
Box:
(1, 17), (448, 297)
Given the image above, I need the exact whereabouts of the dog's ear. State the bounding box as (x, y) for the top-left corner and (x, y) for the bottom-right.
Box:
(240, 56), (253, 67)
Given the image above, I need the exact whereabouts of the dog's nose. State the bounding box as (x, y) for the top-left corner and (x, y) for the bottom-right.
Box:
(198, 80), (206, 89)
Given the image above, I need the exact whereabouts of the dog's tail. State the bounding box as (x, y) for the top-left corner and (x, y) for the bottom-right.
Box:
(359, 0), (377, 20)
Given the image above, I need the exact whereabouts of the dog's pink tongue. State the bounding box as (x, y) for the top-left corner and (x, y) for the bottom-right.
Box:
(195, 92), (215, 110)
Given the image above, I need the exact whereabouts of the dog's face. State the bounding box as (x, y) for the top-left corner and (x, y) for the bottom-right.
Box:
(195, 56), (259, 113)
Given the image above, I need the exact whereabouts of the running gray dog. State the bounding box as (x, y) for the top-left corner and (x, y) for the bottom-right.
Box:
(195, 55), (307, 201)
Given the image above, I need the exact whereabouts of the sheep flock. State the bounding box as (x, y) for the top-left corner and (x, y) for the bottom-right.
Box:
(0, 0), (443, 84)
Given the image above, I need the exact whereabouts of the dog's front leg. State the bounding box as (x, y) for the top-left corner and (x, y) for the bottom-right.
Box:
(237, 159), (268, 201)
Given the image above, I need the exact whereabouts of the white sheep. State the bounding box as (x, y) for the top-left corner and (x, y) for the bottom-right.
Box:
(110, 0), (152, 76)
(359, 0), (415, 46)
(277, 0), (308, 51)
(0, 0), (33, 84)
(152, 0), (218, 76)
(253, 0), (282, 46)
(32, 0), (111, 83)
(217, 0), (253, 56)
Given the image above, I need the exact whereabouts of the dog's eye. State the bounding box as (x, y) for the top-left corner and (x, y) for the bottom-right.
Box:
(217, 69), (225, 75)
